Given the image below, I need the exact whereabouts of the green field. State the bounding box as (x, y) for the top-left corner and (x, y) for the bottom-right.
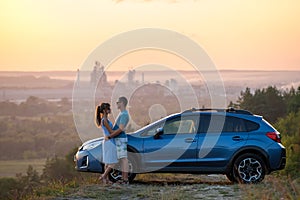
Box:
(0, 159), (46, 178)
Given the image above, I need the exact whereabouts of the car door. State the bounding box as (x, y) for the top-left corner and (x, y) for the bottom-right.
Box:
(142, 115), (199, 171)
(197, 114), (248, 169)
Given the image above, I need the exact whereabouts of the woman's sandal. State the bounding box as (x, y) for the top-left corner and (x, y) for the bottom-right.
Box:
(98, 175), (104, 181)
(98, 176), (107, 184)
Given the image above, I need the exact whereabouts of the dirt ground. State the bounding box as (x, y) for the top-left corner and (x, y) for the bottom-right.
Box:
(52, 174), (242, 200)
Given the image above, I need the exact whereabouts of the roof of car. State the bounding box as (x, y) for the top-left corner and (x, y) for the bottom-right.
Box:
(181, 108), (253, 115)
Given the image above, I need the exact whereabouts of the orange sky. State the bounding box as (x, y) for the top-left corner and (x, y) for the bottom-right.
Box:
(0, 0), (299, 71)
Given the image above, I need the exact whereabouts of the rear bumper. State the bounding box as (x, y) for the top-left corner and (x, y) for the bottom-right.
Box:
(277, 148), (286, 170)
(267, 143), (286, 172)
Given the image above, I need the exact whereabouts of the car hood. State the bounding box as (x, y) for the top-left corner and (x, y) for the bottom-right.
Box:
(81, 131), (136, 147)
(81, 137), (104, 146)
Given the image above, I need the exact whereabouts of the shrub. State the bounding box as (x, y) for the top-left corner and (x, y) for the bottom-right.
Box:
(0, 178), (19, 199)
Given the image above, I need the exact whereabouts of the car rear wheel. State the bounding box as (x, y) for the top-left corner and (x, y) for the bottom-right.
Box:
(108, 155), (136, 183)
(233, 153), (266, 184)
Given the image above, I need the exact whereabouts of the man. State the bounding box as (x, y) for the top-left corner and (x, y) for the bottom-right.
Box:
(106, 96), (130, 185)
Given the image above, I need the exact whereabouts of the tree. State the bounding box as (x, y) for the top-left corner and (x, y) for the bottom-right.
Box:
(275, 110), (300, 178)
(42, 148), (78, 184)
(237, 87), (253, 111)
(284, 86), (300, 113)
(237, 86), (286, 123)
(0, 178), (19, 199)
(12, 165), (41, 199)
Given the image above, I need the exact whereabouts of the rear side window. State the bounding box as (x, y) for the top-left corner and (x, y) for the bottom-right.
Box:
(199, 115), (259, 133)
(199, 115), (226, 133)
(223, 116), (247, 132)
(244, 120), (260, 132)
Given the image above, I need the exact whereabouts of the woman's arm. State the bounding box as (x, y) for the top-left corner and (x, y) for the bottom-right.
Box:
(103, 118), (113, 133)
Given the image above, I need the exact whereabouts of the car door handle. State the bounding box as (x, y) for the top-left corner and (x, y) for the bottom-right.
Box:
(232, 136), (244, 141)
(185, 138), (196, 143)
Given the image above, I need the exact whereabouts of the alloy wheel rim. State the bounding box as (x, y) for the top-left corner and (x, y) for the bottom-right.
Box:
(238, 158), (262, 182)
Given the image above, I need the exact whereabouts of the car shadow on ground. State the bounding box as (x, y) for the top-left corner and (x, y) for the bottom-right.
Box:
(132, 174), (233, 186)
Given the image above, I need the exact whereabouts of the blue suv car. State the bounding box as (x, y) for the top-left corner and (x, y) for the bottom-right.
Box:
(74, 108), (286, 184)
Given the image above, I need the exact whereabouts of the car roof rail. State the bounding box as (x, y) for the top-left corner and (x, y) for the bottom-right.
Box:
(182, 108), (224, 113)
(182, 107), (253, 115)
(226, 107), (253, 115)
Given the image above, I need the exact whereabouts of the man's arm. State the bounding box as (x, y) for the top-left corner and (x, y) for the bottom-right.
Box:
(106, 124), (125, 140)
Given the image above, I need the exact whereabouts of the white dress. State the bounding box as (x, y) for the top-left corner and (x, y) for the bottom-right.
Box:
(101, 118), (118, 164)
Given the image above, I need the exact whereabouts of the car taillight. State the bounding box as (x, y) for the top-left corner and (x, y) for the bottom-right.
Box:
(266, 132), (281, 143)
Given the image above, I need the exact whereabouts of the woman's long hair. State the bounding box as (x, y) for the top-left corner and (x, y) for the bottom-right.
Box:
(95, 103), (111, 127)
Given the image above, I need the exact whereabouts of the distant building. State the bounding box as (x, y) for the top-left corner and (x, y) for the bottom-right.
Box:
(90, 61), (108, 86)
(98, 66), (107, 85)
(90, 62), (99, 86)
(142, 72), (144, 84)
(128, 70), (136, 84)
(76, 69), (80, 84)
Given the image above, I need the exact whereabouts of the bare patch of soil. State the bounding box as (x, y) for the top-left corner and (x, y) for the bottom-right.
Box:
(52, 174), (242, 200)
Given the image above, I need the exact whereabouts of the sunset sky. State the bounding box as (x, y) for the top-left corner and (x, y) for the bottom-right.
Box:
(0, 0), (299, 71)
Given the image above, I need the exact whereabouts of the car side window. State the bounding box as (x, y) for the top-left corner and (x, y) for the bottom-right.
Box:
(164, 117), (198, 135)
(223, 116), (247, 132)
(199, 115), (247, 133)
(244, 119), (260, 132)
(142, 122), (163, 136)
(199, 115), (225, 133)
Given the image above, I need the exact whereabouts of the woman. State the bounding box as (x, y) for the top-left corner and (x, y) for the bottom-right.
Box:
(95, 103), (117, 184)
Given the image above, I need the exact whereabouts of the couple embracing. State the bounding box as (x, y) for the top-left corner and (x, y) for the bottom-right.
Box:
(95, 97), (130, 185)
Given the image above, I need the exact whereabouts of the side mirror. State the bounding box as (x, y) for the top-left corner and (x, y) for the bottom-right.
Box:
(154, 127), (164, 139)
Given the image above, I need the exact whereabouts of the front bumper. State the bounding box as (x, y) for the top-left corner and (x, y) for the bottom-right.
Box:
(74, 150), (104, 173)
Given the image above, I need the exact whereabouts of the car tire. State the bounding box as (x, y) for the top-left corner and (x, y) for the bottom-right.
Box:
(233, 153), (266, 184)
(108, 154), (137, 183)
(225, 171), (237, 183)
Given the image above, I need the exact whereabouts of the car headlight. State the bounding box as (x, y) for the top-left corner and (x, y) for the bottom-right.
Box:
(82, 141), (102, 151)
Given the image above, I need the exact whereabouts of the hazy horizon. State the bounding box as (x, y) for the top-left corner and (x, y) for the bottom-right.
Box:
(1, 70), (299, 86)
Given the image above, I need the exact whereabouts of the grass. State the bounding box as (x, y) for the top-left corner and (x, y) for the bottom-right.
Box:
(17, 172), (299, 200)
(2, 162), (297, 200)
(239, 175), (300, 200)
(0, 159), (46, 177)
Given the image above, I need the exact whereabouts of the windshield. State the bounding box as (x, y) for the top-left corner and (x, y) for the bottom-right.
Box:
(135, 118), (166, 133)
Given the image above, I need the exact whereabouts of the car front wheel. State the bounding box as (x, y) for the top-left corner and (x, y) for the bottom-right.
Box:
(233, 153), (266, 184)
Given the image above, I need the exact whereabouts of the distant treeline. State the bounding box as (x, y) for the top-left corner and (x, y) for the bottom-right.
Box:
(0, 96), (80, 160)
(0, 86), (299, 168)
(0, 115), (80, 160)
(231, 85), (300, 123)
